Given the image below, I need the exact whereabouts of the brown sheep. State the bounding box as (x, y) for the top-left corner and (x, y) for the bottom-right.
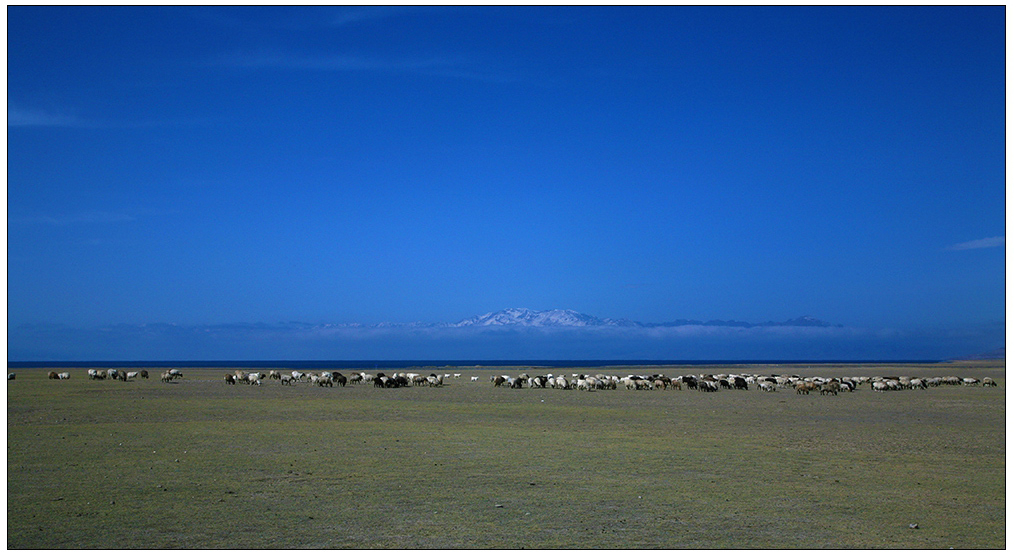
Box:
(819, 382), (840, 396)
(795, 381), (816, 395)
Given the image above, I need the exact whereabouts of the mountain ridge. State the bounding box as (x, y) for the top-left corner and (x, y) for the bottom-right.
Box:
(448, 308), (838, 329)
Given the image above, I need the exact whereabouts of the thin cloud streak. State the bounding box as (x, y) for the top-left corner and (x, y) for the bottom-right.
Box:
(11, 212), (137, 226)
(211, 49), (515, 83)
(183, 6), (422, 31)
(946, 236), (1005, 251)
(220, 51), (466, 73)
(9, 106), (86, 127)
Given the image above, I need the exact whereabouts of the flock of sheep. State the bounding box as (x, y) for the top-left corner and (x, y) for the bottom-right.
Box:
(14, 368), (1000, 394)
(18, 368), (181, 382)
(223, 370), (455, 387)
(486, 370), (1000, 394)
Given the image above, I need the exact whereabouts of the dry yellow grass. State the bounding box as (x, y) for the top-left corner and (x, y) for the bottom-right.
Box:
(7, 362), (1005, 548)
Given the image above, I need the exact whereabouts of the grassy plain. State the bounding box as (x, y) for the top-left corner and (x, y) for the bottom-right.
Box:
(7, 362), (1005, 549)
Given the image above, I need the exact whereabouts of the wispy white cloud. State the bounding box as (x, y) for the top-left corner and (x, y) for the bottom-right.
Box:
(215, 49), (467, 73)
(946, 236), (1005, 251)
(184, 6), (422, 31)
(211, 48), (515, 84)
(11, 211), (137, 226)
(8, 106), (86, 127)
(326, 6), (420, 28)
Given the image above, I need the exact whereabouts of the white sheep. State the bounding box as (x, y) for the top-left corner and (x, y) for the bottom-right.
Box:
(757, 382), (776, 392)
(58, 372), (70, 380)
(126, 371), (139, 380)
(471, 376), (479, 382)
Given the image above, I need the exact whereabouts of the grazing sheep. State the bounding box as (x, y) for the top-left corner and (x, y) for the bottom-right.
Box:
(280, 375), (292, 385)
(268, 371), (281, 380)
(471, 376), (479, 382)
(698, 380), (719, 392)
(428, 374), (444, 387)
(224, 374), (236, 384)
(962, 377), (980, 386)
(161, 371), (174, 383)
(58, 372), (70, 380)
(983, 377), (997, 387)
(108, 369), (119, 380)
(48, 371), (59, 380)
(820, 382), (840, 396)
(7, 373), (14, 380)
(871, 380), (888, 392)
(317, 374), (333, 387)
(167, 369), (183, 380)
(248, 373), (262, 385)
(126, 371), (139, 381)
(757, 381), (776, 393)
(88, 369), (98, 380)
(333, 372), (348, 387)
(139, 370), (149, 379)
(795, 382), (815, 395)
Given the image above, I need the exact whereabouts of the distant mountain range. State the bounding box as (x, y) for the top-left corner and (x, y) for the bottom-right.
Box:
(450, 308), (838, 328)
(318, 308), (837, 329)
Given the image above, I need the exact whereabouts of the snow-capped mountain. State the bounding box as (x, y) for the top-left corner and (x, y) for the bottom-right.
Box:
(452, 308), (631, 327)
(449, 308), (834, 328)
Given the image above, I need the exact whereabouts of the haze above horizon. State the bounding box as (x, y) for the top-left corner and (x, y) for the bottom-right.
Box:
(8, 6), (1005, 361)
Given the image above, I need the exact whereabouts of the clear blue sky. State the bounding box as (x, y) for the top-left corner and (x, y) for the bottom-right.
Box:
(8, 6), (1006, 360)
